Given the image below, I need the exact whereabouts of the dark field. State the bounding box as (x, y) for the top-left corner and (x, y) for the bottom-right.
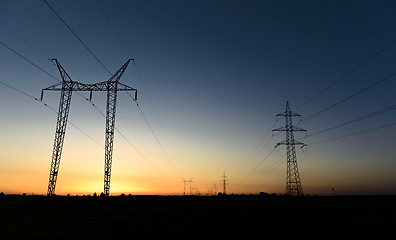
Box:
(0, 194), (394, 239)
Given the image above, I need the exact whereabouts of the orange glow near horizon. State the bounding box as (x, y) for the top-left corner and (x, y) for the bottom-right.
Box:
(1, 140), (395, 197)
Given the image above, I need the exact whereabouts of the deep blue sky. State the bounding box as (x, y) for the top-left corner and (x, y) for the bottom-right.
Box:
(0, 0), (396, 195)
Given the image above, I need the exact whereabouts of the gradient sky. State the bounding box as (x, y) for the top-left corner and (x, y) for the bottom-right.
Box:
(0, 0), (395, 196)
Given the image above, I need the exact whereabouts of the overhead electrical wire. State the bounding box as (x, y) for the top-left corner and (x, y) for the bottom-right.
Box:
(0, 20), (50, 61)
(43, 0), (111, 75)
(95, 0), (181, 176)
(244, 151), (288, 188)
(307, 121), (396, 146)
(300, 69), (396, 124)
(0, 79), (40, 102)
(231, 120), (277, 182)
(0, 44), (99, 146)
(0, 22), (103, 105)
(295, 14), (396, 110)
(86, 95), (161, 174)
(134, 99), (182, 177)
(232, 147), (276, 187)
(95, 0), (133, 58)
(0, 41), (58, 81)
(1, 20), (106, 104)
(301, 103), (396, 139)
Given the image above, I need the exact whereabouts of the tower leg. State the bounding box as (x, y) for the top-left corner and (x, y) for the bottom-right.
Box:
(47, 84), (73, 196)
(102, 59), (132, 196)
(104, 82), (117, 196)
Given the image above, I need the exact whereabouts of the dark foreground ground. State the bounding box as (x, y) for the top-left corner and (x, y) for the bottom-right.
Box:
(0, 194), (394, 239)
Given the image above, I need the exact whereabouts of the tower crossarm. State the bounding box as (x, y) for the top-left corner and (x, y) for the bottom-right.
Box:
(108, 58), (133, 82)
(274, 140), (307, 148)
(272, 126), (307, 132)
(42, 81), (137, 102)
(276, 111), (301, 117)
(42, 58), (136, 92)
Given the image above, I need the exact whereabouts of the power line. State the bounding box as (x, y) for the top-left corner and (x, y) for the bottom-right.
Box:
(134, 99), (182, 177)
(307, 122), (396, 146)
(291, 13), (396, 106)
(243, 151), (287, 189)
(115, 121), (164, 173)
(301, 70), (396, 124)
(0, 63), (106, 150)
(232, 147), (276, 187)
(302, 103), (396, 139)
(231, 120), (277, 182)
(0, 24), (107, 107)
(0, 40), (58, 80)
(296, 30), (396, 110)
(0, 40), (110, 147)
(0, 80), (39, 101)
(0, 20), (50, 61)
(95, 1), (181, 177)
(89, 94), (168, 177)
(43, 0), (112, 75)
(132, 62), (181, 170)
(95, 0), (133, 58)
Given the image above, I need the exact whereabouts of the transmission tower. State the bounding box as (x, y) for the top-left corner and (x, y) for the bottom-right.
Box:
(182, 178), (193, 195)
(42, 59), (137, 196)
(272, 100), (306, 196)
(221, 172), (228, 194)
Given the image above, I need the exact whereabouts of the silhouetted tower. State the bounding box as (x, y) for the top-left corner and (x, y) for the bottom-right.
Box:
(221, 172), (228, 194)
(42, 59), (137, 196)
(101, 59), (137, 196)
(182, 179), (186, 195)
(272, 101), (306, 196)
(182, 178), (193, 195)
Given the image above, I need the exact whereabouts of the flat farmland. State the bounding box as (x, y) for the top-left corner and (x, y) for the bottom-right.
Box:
(0, 194), (394, 239)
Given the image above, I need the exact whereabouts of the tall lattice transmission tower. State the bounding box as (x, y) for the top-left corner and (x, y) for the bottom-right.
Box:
(221, 172), (228, 195)
(272, 100), (306, 196)
(42, 59), (137, 196)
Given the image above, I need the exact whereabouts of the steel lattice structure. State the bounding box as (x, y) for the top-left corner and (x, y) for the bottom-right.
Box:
(273, 101), (306, 196)
(42, 59), (137, 196)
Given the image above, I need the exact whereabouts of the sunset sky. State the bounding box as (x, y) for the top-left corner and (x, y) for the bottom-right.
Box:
(0, 0), (395, 196)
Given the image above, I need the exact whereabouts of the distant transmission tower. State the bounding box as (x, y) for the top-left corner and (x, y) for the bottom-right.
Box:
(272, 100), (306, 196)
(42, 59), (137, 196)
(182, 178), (193, 195)
(221, 172), (228, 194)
